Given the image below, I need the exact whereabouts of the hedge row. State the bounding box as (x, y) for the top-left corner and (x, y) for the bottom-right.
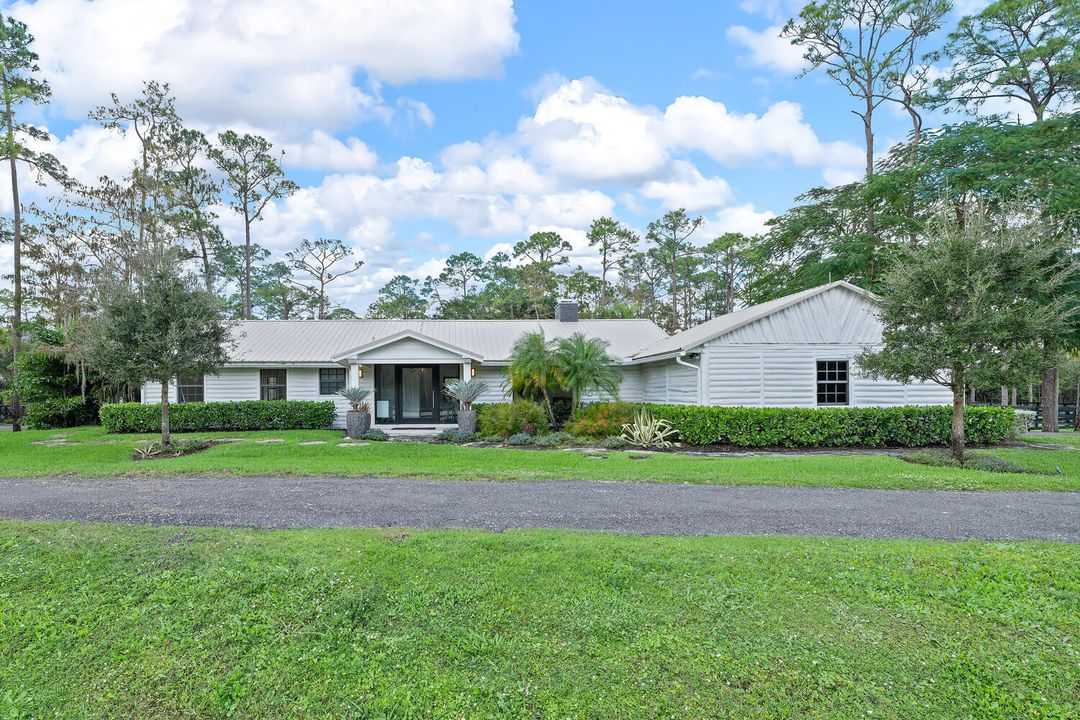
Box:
(100, 401), (336, 433)
(640, 404), (1016, 448)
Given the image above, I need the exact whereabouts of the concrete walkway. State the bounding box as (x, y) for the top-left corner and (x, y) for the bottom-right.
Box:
(1, 475), (1077, 541)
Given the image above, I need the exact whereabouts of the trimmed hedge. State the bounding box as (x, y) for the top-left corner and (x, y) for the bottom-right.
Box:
(638, 404), (1016, 448)
(100, 400), (336, 433)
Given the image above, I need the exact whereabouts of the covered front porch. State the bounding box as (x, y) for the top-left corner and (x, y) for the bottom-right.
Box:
(332, 330), (483, 428)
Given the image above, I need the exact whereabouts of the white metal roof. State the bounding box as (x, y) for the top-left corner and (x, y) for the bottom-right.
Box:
(631, 281), (876, 359)
(225, 318), (669, 364)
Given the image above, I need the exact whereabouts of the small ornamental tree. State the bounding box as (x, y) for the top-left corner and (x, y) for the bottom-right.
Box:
(87, 268), (230, 446)
(555, 333), (622, 414)
(858, 206), (1077, 460)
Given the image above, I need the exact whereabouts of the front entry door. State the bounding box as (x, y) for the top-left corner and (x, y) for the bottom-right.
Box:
(379, 365), (460, 424)
(399, 366), (436, 422)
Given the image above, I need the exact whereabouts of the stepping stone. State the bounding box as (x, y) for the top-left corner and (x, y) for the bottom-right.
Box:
(255, 439), (286, 444)
(336, 442), (370, 447)
(212, 438), (247, 443)
(298, 441), (327, 446)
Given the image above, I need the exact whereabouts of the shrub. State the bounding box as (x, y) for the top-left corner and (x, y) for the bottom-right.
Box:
(100, 400), (336, 433)
(24, 396), (100, 430)
(358, 429), (389, 441)
(477, 399), (548, 438)
(1012, 409), (1036, 437)
(643, 404), (1015, 448)
(564, 401), (637, 438)
(534, 431), (574, 448)
(437, 428), (478, 443)
(603, 435), (629, 449)
(506, 432), (534, 446)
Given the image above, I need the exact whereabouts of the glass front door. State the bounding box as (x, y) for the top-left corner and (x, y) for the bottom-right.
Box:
(400, 366), (435, 422)
(375, 364), (460, 424)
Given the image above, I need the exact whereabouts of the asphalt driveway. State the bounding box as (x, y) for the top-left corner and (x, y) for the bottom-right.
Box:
(1, 475), (1077, 540)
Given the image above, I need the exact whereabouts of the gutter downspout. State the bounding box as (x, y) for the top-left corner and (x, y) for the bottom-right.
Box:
(674, 352), (702, 405)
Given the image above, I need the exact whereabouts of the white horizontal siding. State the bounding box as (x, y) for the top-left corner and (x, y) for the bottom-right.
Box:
(581, 365), (643, 403)
(204, 368), (259, 402)
(702, 343), (952, 407)
(141, 380), (176, 404)
(474, 366), (511, 403)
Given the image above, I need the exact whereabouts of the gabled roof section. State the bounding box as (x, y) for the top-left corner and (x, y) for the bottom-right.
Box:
(331, 329), (484, 362)
(631, 281), (877, 359)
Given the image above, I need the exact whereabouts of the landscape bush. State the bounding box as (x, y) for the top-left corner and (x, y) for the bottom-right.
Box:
(533, 431), (574, 448)
(603, 435), (629, 449)
(506, 432), (534, 446)
(476, 399), (548, 438)
(1012, 409), (1036, 437)
(437, 428), (478, 444)
(357, 428), (389, 441)
(641, 404), (1015, 448)
(24, 396), (100, 430)
(100, 400), (336, 433)
(564, 401), (637, 438)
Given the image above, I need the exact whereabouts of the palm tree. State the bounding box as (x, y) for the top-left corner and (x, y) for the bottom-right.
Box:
(509, 331), (561, 424)
(555, 333), (622, 414)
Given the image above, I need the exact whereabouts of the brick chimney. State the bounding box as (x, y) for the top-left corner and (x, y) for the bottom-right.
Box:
(555, 300), (579, 322)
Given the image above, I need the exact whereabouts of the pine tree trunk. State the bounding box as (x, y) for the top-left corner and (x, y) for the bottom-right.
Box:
(5, 78), (22, 432)
(243, 207), (253, 319)
(950, 379), (966, 462)
(1074, 370), (1080, 432)
(160, 381), (171, 447)
(1041, 366), (1059, 433)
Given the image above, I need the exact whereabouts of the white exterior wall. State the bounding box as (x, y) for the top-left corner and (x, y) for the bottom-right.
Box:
(580, 365), (644, 403)
(143, 365), (365, 428)
(699, 288), (951, 407)
(640, 359), (699, 405)
(474, 366), (511, 403)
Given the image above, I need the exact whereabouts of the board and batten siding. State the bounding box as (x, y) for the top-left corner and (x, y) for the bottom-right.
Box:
(698, 287), (951, 407)
(640, 359), (699, 405)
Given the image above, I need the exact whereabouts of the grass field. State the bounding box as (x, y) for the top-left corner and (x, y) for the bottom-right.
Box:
(1024, 430), (1080, 447)
(1, 521), (1076, 719)
(1, 425), (1078, 491)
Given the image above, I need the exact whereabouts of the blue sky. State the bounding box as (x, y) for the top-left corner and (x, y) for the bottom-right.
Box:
(1, 0), (984, 312)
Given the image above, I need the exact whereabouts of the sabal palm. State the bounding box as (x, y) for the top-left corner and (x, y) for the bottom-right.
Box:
(555, 333), (622, 413)
(509, 331), (561, 424)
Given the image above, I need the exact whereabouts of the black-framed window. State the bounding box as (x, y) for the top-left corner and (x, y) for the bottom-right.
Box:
(260, 369), (287, 401)
(319, 367), (347, 395)
(177, 375), (204, 403)
(816, 360), (849, 406)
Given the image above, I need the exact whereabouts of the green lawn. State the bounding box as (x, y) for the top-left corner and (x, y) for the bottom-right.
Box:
(1024, 430), (1080, 447)
(1, 425), (1078, 491)
(1, 521), (1075, 719)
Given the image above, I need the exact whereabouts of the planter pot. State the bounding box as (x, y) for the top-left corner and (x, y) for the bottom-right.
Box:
(346, 410), (371, 439)
(457, 409), (477, 434)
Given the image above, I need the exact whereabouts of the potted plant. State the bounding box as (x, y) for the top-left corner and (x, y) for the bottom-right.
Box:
(444, 378), (488, 434)
(337, 387), (372, 439)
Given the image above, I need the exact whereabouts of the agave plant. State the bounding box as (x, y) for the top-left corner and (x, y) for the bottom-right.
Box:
(443, 378), (489, 411)
(337, 386), (372, 413)
(620, 410), (680, 449)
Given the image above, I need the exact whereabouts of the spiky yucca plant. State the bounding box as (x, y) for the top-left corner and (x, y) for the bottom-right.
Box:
(444, 378), (489, 411)
(620, 410), (680, 448)
(337, 387), (372, 413)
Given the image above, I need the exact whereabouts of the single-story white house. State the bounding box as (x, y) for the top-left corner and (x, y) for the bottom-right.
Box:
(143, 280), (951, 428)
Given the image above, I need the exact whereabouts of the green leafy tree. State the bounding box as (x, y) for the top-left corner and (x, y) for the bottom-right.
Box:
(928, 0), (1080, 121)
(858, 206), (1077, 459)
(366, 275), (428, 319)
(701, 233), (753, 315)
(165, 128), (222, 291)
(253, 261), (316, 320)
(646, 209), (703, 332)
(285, 237), (363, 319)
(513, 231), (572, 318)
(0, 14), (67, 430)
(210, 131), (298, 319)
(554, 333), (622, 414)
(586, 216), (639, 312)
(87, 268), (231, 446)
(783, 0), (950, 232)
